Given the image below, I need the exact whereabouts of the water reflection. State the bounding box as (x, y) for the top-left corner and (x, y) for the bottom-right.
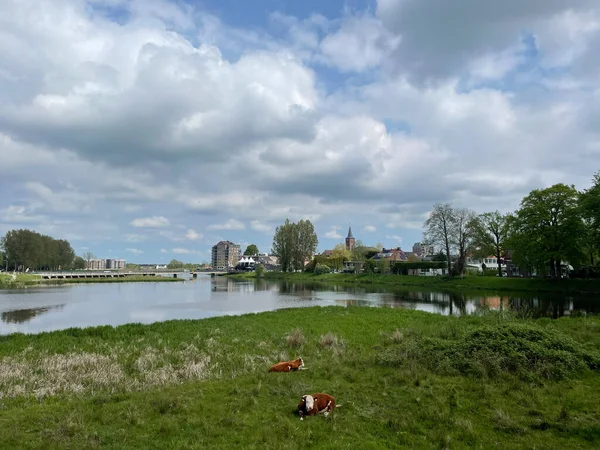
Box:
(0, 275), (597, 335)
(1, 304), (65, 324)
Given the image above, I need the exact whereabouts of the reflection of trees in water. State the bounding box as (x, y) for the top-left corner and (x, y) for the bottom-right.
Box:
(1, 305), (65, 324)
(213, 278), (594, 318)
(210, 276), (279, 294)
(278, 282), (317, 300)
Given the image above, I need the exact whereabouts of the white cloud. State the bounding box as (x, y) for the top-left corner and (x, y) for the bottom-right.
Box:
(206, 219), (245, 231)
(172, 247), (200, 255)
(385, 234), (403, 245)
(0, 0), (599, 263)
(250, 220), (272, 233)
(125, 234), (146, 243)
(318, 15), (399, 72)
(130, 216), (171, 228)
(185, 229), (202, 241)
(324, 226), (342, 239)
(126, 248), (144, 254)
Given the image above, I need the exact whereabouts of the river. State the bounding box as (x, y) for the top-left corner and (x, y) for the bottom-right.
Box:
(0, 274), (597, 334)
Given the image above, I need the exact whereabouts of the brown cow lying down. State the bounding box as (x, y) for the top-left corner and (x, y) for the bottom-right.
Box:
(268, 357), (305, 373)
(297, 393), (338, 420)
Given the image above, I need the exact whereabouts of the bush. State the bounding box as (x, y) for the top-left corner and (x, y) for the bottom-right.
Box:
(285, 329), (304, 348)
(378, 323), (600, 380)
(255, 264), (265, 278)
(314, 264), (331, 275)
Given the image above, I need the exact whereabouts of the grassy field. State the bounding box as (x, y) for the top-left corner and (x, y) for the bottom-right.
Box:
(0, 307), (599, 449)
(0, 273), (183, 288)
(230, 271), (600, 294)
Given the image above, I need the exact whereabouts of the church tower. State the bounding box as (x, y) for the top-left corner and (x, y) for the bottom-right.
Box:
(345, 225), (355, 252)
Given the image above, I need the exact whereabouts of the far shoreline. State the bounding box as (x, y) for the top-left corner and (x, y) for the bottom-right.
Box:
(227, 271), (600, 295)
(0, 273), (186, 289)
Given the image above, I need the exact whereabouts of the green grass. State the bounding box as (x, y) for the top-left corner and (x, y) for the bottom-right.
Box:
(230, 271), (600, 294)
(0, 307), (599, 449)
(0, 274), (183, 288)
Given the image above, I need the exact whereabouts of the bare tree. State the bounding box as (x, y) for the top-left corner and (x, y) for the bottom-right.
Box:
(82, 252), (95, 269)
(454, 208), (476, 276)
(423, 203), (456, 277)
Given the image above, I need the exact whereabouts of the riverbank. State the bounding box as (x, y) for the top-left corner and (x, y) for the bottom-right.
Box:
(0, 307), (598, 449)
(0, 273), (184, 288)
(229, 271), (600, 294)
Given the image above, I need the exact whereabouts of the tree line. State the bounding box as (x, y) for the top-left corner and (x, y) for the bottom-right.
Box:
(423, 172), (600, 279)
(0, 229), (81, 271)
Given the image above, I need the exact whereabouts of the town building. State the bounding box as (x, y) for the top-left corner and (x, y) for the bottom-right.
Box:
(84, 258), (126, 270)
(412, 242), (435, 257)
(211, 240), (241, 270)
(345, 225), (355, 252)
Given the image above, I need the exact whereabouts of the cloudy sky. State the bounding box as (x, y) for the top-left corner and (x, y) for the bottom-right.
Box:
(1, 0), (599, 263)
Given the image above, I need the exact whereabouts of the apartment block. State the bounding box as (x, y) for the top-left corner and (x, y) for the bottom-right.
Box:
(211, 241), (241, 270)
(84, 258), (126, 270)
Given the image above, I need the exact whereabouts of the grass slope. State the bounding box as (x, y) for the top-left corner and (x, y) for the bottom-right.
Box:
(0, 307), (599, 449)
(231, 272), (600, 294)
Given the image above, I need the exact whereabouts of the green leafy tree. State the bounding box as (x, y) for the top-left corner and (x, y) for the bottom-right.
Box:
(580, 172), (600, 265)
(72, 256), (85, 270)
(167, 259), (184, 269)
(509, 184), (583, 278)
(272, 219), (318, 272)
(295, 219), (318, 271)
(329, 243), (351, 270)
(1, 229), (76, 271)
(244, 244), (259, 256)
(423, 203), (456, 277)
(469, 211), (511, 277)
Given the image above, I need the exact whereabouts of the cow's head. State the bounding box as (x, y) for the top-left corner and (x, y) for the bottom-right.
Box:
(302, 394), (314, 412)
(296, 357), (304, 368)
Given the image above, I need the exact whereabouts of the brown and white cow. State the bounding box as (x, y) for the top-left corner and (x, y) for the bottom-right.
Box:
(297, 393), (337, 420)
(268, 357), (305, 373)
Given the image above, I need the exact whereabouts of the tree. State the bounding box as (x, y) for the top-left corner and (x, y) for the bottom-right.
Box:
(273, 219), (294, 272)
(469, 211), (511, 277)
(294, 219), (318, 271)
(454, 208), (476, 276)
(509, 184), (583, 278)
(244, 244), (259, 256)
(167, 259), (184, 269)
(72, 256), (85, 270)
(580, 172), (600, 265)
(82, 252), (95, 268)
(423, 203), (456, 277)
(272, 219), (318, 272)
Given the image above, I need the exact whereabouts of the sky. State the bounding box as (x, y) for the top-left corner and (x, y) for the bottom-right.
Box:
(1, 0), (599, 264)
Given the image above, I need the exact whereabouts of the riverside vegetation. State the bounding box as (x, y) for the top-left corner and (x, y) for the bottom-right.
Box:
(0, 307), (599, 449)
(230, 271), (600, 294)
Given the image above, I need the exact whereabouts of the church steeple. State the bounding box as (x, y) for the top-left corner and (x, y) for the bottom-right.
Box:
(345, 223), (355, 252)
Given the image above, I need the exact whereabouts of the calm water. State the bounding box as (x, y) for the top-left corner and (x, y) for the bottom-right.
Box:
(0, 274), (597, 335)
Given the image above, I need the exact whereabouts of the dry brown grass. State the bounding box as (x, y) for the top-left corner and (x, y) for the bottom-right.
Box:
(390, 328), (404, 343)
(0, 346), (214, 399)
(285, 328), (305, 348)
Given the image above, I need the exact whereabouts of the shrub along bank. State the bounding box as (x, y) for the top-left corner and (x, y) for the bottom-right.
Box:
(0, 306), (598, 449)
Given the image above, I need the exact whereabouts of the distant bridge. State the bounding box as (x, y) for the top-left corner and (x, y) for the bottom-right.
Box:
(37, 271), (229, 280)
